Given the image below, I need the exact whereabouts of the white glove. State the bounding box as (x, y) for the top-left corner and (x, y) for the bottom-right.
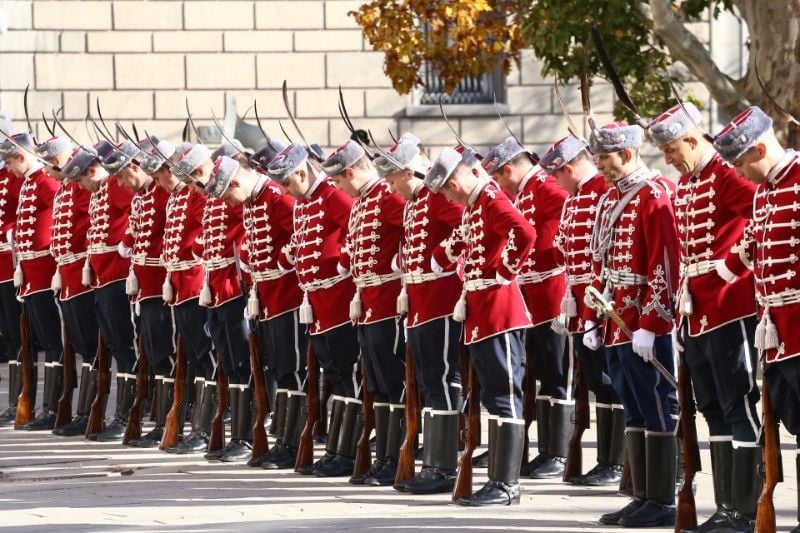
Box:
(632, 328), (656, 362)
(336, 262), (349, 276)
(117, 242), (132, 258)
(672, 328), (684, 353)
(713, 259), (737, 284)
(5, 229), (12, 246)
(583, 320), (602, 351)
(391, 253), (401, 273)
(431, 257), (444, 276)
(495, 272), (512, 286)
(239, 261), (251, 274)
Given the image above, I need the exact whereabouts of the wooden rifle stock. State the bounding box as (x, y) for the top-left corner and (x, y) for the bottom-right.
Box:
(755, 370), (778, 533)
(564, 356), (590, 482)
(395, 344), (418, 485)
(295, 341), (318, 471)
(520, 347), (536, 473)
(54, 319), (77, 429)
(85, 332), (109, 437)
(123, 334), (149, 445)
(160, 338), (186, 450)
(353, 357), (375, 478)
(458, 345), (470, 451)
(675, 356), (701, 531)
(14, 308), (34, 428)
(248, 323), (269, 460)
(453, 358), (480, 502)
(207, 363), (229, 453)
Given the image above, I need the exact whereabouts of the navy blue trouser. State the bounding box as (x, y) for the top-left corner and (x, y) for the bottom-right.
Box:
(311, 323), (360, 398)
(0, 281), (21, 362)
(605, 336), (676, 432)
(207, 296), (250, 385)
(682, 316), (760, 442)
(258, 309), (307, 390)
(138, 298), (175, 375)
(765, 356), (800, 436)
(527, 322), (570, 401)
(407, 316), (462, 411)
(60, 291), (99, 363)
(573, 338), (619, 405)
(469, 329), (524, 419)
(94, 281), (136, 373)
(24, 290), (63, 364)
(173, 297), (214, 380)
(358, 317), (406, 404)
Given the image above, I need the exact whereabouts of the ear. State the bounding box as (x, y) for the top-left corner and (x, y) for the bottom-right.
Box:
(621, 149), (632, 164)
(471, 166), (480, 178)
(756, 142), (767, 158)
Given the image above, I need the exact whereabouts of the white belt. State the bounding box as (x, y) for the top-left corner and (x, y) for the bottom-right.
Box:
(517, 266), (565, 285)
(164, 259), (201, 272)
(567, 273), (593, 286)
(88, 243), (118, 255)
(354, 272), (401, 288)
(681, 260), (715, 279)
(132, 256), (163, 267)
(464, 278), (500, 292)
(757, 289), (800, 308)
(17, 250), (50, 261)
(0, 242), (12, 253)
(300, 273), (350, 293)
(604, 268), (647, 286)
(251, 268), (288, 282)
(402, 271), (439, 284)
(203, 256), (236, 271)
(55, 252), (88, 266)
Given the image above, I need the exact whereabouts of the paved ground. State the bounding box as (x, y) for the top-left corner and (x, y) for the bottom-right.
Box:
(0, 363), (797, 532)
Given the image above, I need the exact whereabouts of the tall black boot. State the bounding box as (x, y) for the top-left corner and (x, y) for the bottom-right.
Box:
(207, 385), (240, 461)
(0, 360), (20, 425)
(722, 445), (762, 531)
(250, 388), (288, 466)
(169, 378), (213, 454)
(220, 384), (254, 462)
(682, 440), (734, 532)
(601, 429), (647, 525)
(316, 397), (362, 477)
(94, 374), (137, 441)
(406, 410), (459, 494)
(301, 396), (344, 475)
(54, 363), (93, 436)
(530, 401), (571, 479)
(263, 390), (306, 469)
(350, 402), (389, 484)
(579, 405), (624, 486)
(22, 363), (61, 430)
(129, 375), (171, 448)
(366, 403), (404, 486)
(459, 418), (524, 506)
(524, 398), (550, 474)
(620, 433), (676, 528)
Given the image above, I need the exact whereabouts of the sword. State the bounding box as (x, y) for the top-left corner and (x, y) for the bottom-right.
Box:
(584, 285), (678, 389)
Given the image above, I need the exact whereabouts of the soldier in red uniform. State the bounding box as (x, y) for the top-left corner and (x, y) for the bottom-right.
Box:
(714, 106), (800, 533)
(540, 136), (624, 486)
(375, 133), (465, 494)
(426, 147), (535, 506)
(484, 137), (573, 480)
(175, 142), (253, 463)
(650, 102), (761, 532)
(0, 132), (63, 431)
(109, 140), (174, 448)
(583, 123), (680, 528)
(61, 142), (136, 441)
(322, 140), (407, 486)
(268, 143), (362, 477)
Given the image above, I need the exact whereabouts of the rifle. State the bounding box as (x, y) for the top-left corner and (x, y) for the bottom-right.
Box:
(521, 347), (537, 473)
(123, 334), (149, 444)
(395, 344), (418, 486)
(54, 319), (77, 429)
(294, 341), (319, 471)
(85, 332), (109, 437)
(313, 375), (332, 442)
(160, 337), (186, 450)
(453, 358), (480, 502)
(352, 357), (375, 478)
(675, 353), (701, 532)
(458, 345), (470, 451)
(755, 369), (779, 533)
(14, 308), (34, 428)
(207, 363), (229, 453)
(248, 321), (269, 460)
(563, 355), (590, 482)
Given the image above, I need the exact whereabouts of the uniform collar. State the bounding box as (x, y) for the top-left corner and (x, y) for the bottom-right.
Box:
(411, 181), (425, 200)
(358, 175), (380, 197)
(467, 179), (488, 207)
(518, 165), (541, 193)
(248, 173), (269, 205)
(615, 165), (647, 193)
(691, 148), (715, 177)
(24, 163), (43, 178)
(305, 172), (324, 199)
(766, 149), (797, 186)
(575, 168), (598, 193)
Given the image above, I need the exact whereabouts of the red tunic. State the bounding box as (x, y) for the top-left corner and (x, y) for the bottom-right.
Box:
(0, 167), (22, 283)
(583, 167), (680, 346)
(51, 181), (92, 301)
(243, 176), (302, 320)
(725, 151), (800, 362)
(162, 184), (206, 306)
(340, 178), (405, 325)
(433, 181), (535, 345)
(401, 185), (464, 328)
(200, 197), (245, 308)
(675, 151), (757, 336)
(279, 178), (355, 335)
(15, 166), (58, 297)
(514, 167), (568, 327)
(553, 174), (609, 333)
(86, 178), (134, 288)
(122, 179), (169, 302)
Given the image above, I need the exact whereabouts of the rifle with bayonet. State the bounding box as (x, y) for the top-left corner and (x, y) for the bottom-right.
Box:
(452, 354), (480, 501)
(394, 343), (418, 488)
(675, 346), (701, 531)
(160, 338), (186, 450)
(54, 319), (77, 429)
(755, 368), (780, 533)
(294, 341), (319, 472)
(207, 365), (229, 454)
(123, 334), (149, 444)
(352, 357), (375, 478)
(85, 332), (109, 437)
(564, 355), (590, 482)
(14, 308), (34, 428)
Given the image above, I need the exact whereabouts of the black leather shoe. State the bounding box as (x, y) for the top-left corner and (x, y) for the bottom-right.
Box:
(528, 455), (566, 479)
(522, 453), (550, 476)
(577, 463), (623, 486)
(21, 410), (56, 431)
(680, 509), (734, 533)
(219, 440), (253, 463)
(789, 524), (800, 533)
(0, 406), (17, 426)
(127, 426), (164, 448)
(349, 458), (385, 485)
(296, 453), (334, 475)
(599, 499), (646, 525)
(315, 454), (354, 477)
(205, 441), (238, 461)
(458, 480), (521, 506)
(54, 415), (88, 437)
(93, 420), (127, 442)
(365, 459), (398, 486)
(619, 500), (676, 528)
(261, 445), (297, 470)
(404, 466), (456, 494)
(168, 430), (209, 454)
(471, 449), (490, 468)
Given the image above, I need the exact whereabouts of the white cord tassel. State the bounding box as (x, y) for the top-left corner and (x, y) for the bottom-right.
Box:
(51, 269), (62, 292)
(125, 269), (139, 296)
(199, 280), (212, 307)
(246, 285), (260, 320)
(396, 285), (408, 315)
(81, 257), (92, 286)
(560, 291), (577, 318)
(299, 291), (313, 324)
(453, 290), (467, 323)
(757, 307), (780, 351)
(161, 277), (174, 303)
(678, 278), (693, 316)
(13, 263), (23, 288)
(349, 288), (362, 322)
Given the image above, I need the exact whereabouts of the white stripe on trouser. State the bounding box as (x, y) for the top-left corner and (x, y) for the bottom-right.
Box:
(504, 333), (517, 419)
(565, 334), (575, 402)
(352, 360), (360, 397)
(739, 319), (759, 441)
(292, 311), (302, 390)
(652, 370), (667, 432)
(440, 318), (452, 411)
(169, 305), (177, 355)
(130, 303), (140, 372)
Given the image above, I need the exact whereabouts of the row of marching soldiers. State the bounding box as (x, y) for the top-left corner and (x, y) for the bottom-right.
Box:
(0, 97), (799, 531)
